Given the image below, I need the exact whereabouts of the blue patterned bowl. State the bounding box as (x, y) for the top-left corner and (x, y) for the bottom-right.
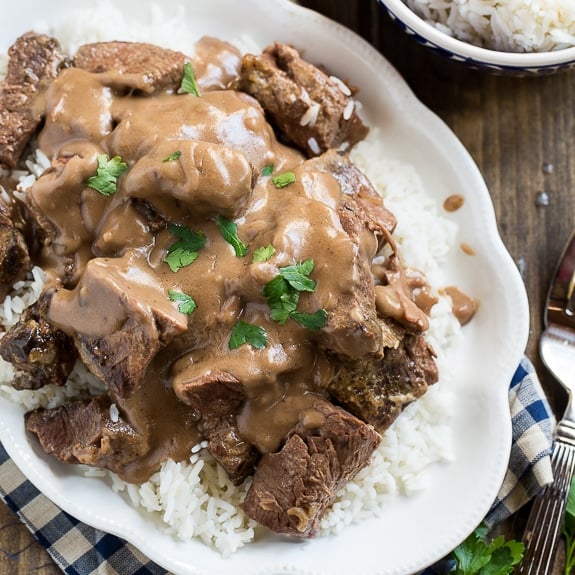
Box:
(378, 0), (575, 74)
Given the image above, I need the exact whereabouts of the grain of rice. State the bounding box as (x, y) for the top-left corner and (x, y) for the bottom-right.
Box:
(307, 136), (321, 155)
(329, 74), (352, 96)
(299, 102), (320, 126)
(343, 99), (355, 120)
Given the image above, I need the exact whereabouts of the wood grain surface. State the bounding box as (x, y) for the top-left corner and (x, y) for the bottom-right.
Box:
(1, 1), (574, 573)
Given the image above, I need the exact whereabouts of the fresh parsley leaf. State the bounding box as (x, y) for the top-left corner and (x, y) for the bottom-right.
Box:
(272, 171), (296, 188)
(563, 477), (575, 575)
(164, 223), (206, 272)
(278, 260), (316, 292)
(262, 260), (327, 330)
(450, 525), (524, 575)
(252, 244), (275, 262)
(229, 321), (267, 350)
(290, 309), (328, 331)
(263, 276), (300, 325)
(216, 215), (248, 257)
(180, 62), (200, 96)
(86, 154), (128, 196)
(163, 150), (182, 162)
(261, 164), (274, 177)
(168, 289), (197, 315)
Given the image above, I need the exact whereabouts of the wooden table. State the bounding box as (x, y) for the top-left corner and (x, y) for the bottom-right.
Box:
(1, 1), (574, 573)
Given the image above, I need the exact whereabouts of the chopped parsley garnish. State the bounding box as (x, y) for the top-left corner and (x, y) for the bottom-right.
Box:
(229, 321), (267, 350)
(180, 62), (200, 96)
(261, 164), (274, 177)
(272, 171), (296, 189)
(448, 524), (524, 575)
(216, 215), (248, 257)
(163, 150), (182, 162)
(86, 154), (128, 196)
(262, 259), (327, 330)
(168, 289), (197, 315)
(164, 223), (206, 273)
(252, 244), (275, 262)
(290, 309), (328, 331)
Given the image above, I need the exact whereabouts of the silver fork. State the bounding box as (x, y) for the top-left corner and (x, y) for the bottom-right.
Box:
(515, 230), (575, 575)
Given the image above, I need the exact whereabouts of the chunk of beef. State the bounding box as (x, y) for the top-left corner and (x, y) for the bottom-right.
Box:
(313, 149), (397, 240)
(0, 32), (68, 168)
(0, 198), (31, 300)
(174, 366), (257, 485)
(25, 395), (148, 473)
(193, 36), (242, 92)
(239, 42), (368, 157)
(296, 151), (398, 358)
(175, 369), (245, 417)
(74, 41), (187, 94)
(0, 291), (76, 390)
(48, 253), (188, 398)
(200, 415), (260, 485)
(326, 333), (438, 432)
(243, 398), (380, 537)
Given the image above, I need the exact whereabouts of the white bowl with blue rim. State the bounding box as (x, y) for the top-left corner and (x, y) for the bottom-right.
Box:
(378, 0), (575, 74)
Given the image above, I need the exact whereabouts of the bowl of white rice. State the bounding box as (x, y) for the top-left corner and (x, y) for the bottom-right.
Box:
(378, 0), (575, 73)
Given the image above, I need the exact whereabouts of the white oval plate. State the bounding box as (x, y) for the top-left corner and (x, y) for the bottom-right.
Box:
(0, 1), (529, 574)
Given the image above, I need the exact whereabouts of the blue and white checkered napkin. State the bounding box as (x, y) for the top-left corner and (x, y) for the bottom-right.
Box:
(0, 357), (555, 575)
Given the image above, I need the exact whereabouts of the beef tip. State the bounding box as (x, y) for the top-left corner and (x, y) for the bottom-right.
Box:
(25, 395), (148, 473)
(174, 368), (245, 417)
(0, 198), (31, 300)
(313, 149), (397, 240)
(200, 415), (259, 486)
(239, 42), (368, 157)
(193, 36), (242, 92)
(0, 32), (68, 168)
(326, 333), (438, 432)
(294, 151), (398, 358)
(174, 366), (256, 485)
(48, 253), (188, 398)
(0, 291), (76, 390)
(74, 41), (188, 94)
(243, 398), (380, 537)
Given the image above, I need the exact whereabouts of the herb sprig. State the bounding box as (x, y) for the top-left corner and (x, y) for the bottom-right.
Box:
(164, 223), (206, 273)
(216, 215), (248, 257)
(168, 289), (197, 315)
(263, 259), (327, 331)
(229, 321), (267, 350)
(87, 154), (128, 196)
(563, 477), (575, 574)
(446, 524), (524, 575)
(180, 62), (200, 96)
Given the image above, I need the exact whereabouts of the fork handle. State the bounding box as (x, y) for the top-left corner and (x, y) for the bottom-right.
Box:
(515, 421), (575, 575)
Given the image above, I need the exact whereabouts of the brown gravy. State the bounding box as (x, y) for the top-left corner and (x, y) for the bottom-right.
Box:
(17, 37), (436, 483)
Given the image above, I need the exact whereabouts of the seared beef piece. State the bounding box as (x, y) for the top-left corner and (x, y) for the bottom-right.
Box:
(239, 42), (368, 157)
(74, 41), (187, 94)
(49, 254), (188, 398)
(0, 198), (31, 300)
(326, 333), (438, 432)
(25, 395), (148, 472)
(243, 398), (380, 537)
(313, 149), (397, 240)
(175, 369), (245, 417)
(200, 415), (260, 485)
(175, 368), (257, 484)
(0, 291), (76, 390)
(295, 151), (397, 358)
(0, 32), (68, 168)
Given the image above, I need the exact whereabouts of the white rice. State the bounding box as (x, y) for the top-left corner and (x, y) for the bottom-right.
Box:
(0, 4), (463, 557)
(404, 0), (575, 52)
